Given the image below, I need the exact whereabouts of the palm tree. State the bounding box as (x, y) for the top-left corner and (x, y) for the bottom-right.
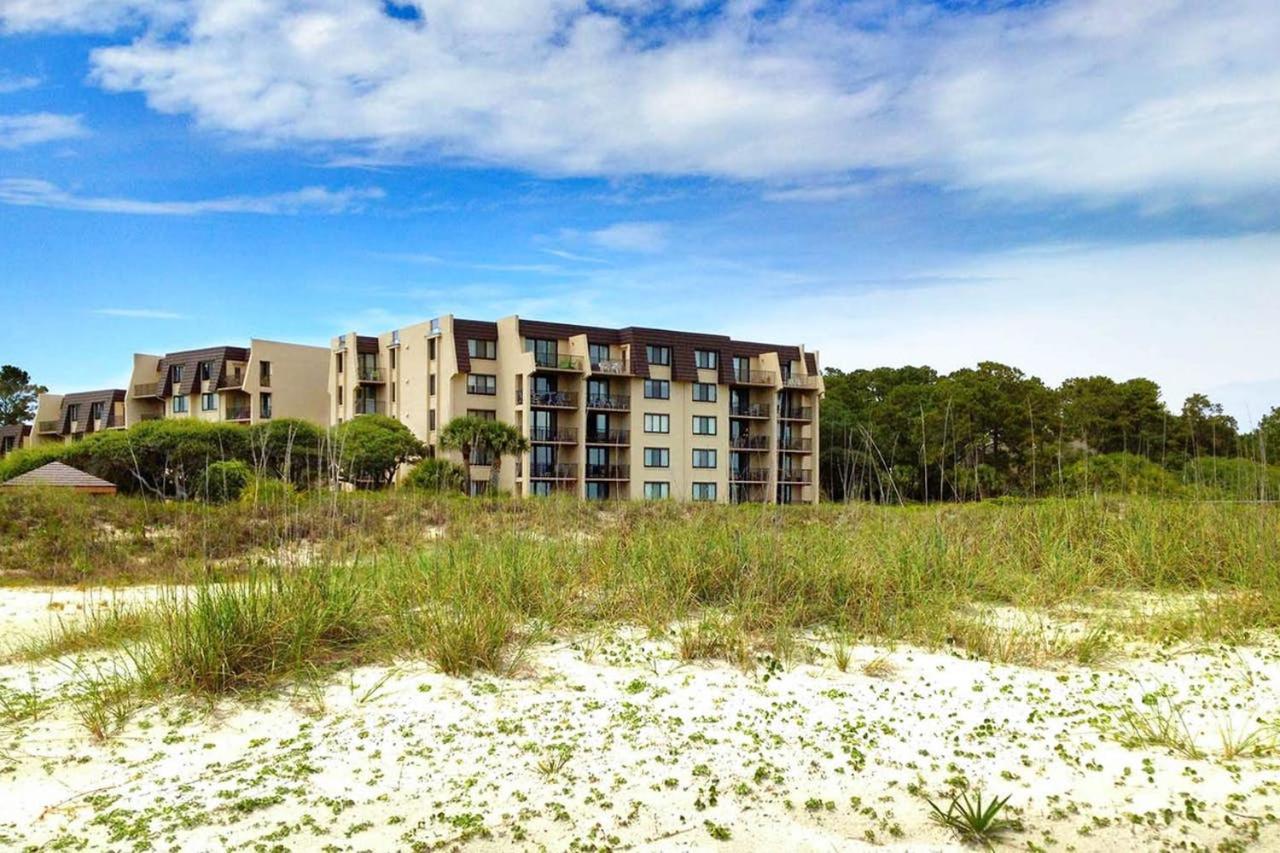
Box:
(482, 420), (530, 494)
(439, 415), (491, 493)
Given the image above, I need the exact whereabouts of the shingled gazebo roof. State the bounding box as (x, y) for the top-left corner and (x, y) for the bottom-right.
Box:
(1, 462), (117, 494)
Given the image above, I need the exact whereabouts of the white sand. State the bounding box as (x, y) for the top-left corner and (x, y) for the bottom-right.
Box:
(2, 594), (1278, 850)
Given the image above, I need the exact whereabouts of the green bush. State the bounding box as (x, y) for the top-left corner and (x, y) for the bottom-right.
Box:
(239, 474), (296, 506)
(193, 460), (252, 503)
(0, 443), (70, 482)
(1062, 452), (1183, 497)
(404, 457), (466, 493)
(331, 414), (424, 488)
(1182, 457), (1280, 500)
(248, 418), (326, 487)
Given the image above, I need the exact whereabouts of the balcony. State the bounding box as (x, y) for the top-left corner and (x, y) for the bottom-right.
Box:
(529, 390), (578, 409)
(132, 382), (162, 398)
(778, 407), (814, 421)
(225, 405), (251, 422)
(590, 359), (633, 376)
(585, 393), (630, 411)
(784, 375), (820, 389)
(529, 463), (578, 480)
(352, 400), (385, 416)
(730, 434), (770, 451)
(730, 468), (770, 483)
(37, 420), (61, 434)
(530, 426), (578, 444)
(729, 402), (771, 419)
(586, 429), (630, 446)
(358, 367), (385, 383)
(778, 437), (813, 452)
(585, 463), (630, 481)
(777, 469), (813, 484)
(533, 352), (584, 372)
(730, 369), (776, 386)
(218, 374), (245, 390)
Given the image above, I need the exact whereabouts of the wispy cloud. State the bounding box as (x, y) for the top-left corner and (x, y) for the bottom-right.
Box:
(578, 222), (669, 253)
(93, 307), (187, 320)
(0, 113), (85, 148)
(0, 179), (384, 215)
(541, 248), (608, 264)
(0, 72), (40, 94)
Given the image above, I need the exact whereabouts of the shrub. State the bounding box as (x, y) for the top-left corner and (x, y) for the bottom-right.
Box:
(239, 474), (296, 506)
(1062, 452), (1183, 497)
(331, 414), (425, 488)
(193, 460), (252, 503)
(0, 444), (70, 482)
(248, 418), (325, 487)
(404, 458), (466, 493)
(1182, 457), (1280, 500)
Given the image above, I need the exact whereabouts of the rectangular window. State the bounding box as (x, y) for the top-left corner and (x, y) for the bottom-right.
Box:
(390, 349), (396, 370)
(172, 396), (188, 414)
(336, 352), (344, 374)
(692, 415), (717, 436)
(644, 413), (670, 434)
(643, 447), (670, 468)
(467, 409), (497, 421)
(429, 410), (437, 430)
(527, 338), (558, 367)
(692, 382), (717, 403)
(695, 349), (718, 370)
(89, 401), (104, 421)
(589, 343), (610, 366)
(428, 338), (436, 360)
(201, 393), (217, 411)
(429, 374), (436, 396)
(337, 386), (343, 405)
(530, 481), (552, 497)
(199, 361), (211, 381)
(259, 393), (272, 419)
(644, 481), (670, 500)
(646, 345), (671, 366)
(692, 449), (717, 468)
(468, 339), (496, 359)
(171, 364), (184, 384)
(692, 482), (717, 502)
(643, 379), (670, 399)
(259, 360), (271, 386)
(67, 404), (80, 423)
(586, 481), (610, 501)
(467, 374), (496, 395)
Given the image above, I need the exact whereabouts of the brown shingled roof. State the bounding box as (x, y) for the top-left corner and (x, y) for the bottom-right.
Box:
(156, 347), (249, 396)
(2, 462), (117, 494)
(58, 389), (126, 433)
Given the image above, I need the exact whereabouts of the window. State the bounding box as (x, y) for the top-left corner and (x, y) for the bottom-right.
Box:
(467, 374), (496, 395)
(90, 402), (104, 421)
(644, 447), (670, 468)
(693, 382), (717, 403)
(171, 364), (184, 384)
(390, 349), (396, 370)
(199, 361), (211, 381)
(692, 415), (717, 436)
(172, 396), (188, 414)
(428, 338), (436, 360)
(695, 349), (718, 370)
(468, 339), (496, 359)
(429, 374), (436, 395)
(336, 352), (344, 374)
(429, 410), (437, 430)
(586, 482), (610, 501)
(259, 360), (271, 386)
(201, 393), (217, 411)
(66, 403), (80, 423)
(527, 338), (558, 367)
(732, 356), (748, 380)
(338, 386), (344, 405)
(391, 383), (396, 403)
(589, 343), (610, 366)
(467, 409), (497, 421)
(644, 482), (670, 500)
(531, 481), (552, 497)
(692, 482), (717, 502)
(646, 345), (671, 366)
(644, 413), (670, 434)
(692, 449), (717, 468)
(260, 393), (272, 419)
(644, 379), (670, 399)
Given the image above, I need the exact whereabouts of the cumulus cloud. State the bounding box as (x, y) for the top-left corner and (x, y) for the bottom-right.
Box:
(0, 179), (383, 214)
(2, 0), (1278, 206)
(0, 113), (86, 148)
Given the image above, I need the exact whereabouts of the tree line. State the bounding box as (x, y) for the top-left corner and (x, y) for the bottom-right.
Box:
(819, 362), (1279, 503)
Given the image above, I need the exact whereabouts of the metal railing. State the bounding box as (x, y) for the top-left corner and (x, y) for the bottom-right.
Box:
(729, 369), (776, 385)
(585, 394), (630, 411)
(585, 464), (630, 480)
(784, 375), (819, 388)
(591, 359), (632, 376)
(729, 403), (770, 418)
(530, 426), (578, 443)
(730, 434), (770, 450)
(218, 374), (244, 390)
(225, 405), (251, 421)
(358, 367), (384, 382)
(778, 407), (814, 421)
(529, 463), (578, 480)
(529, 390), (578, 408)
(777, 469), (813, 483)
(353, 399), (385, 415)
(132, 382), (161, 398)
(730, 468), (770, 482)
(777, 437), (813, 452)
(534, 353), (584, 371)
(586, 429), (630, 445)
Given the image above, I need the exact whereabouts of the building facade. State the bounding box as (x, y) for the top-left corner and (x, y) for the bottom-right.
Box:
(125, 339), (329, 427)
(29, 389), (127, 445)
(331, 315), (822, 503)
(0, 423), (32, 456)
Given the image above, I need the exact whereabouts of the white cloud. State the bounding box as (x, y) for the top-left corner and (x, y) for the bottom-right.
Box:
(0, 179), (383, 214)
(0, 72), (39, 93)
(2, 0), (1274, 205)
(0, 113), (86, 148)
(580, 221), (669, 253)
(94, 307), (187, 319)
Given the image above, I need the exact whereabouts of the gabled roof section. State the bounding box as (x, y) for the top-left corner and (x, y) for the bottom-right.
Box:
(2, 461), (116, 492)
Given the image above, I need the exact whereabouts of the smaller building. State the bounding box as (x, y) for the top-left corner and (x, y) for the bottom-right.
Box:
(0, 423), (31, 457)
(30, 389), (127, 446)
(0, 461), (117, 495)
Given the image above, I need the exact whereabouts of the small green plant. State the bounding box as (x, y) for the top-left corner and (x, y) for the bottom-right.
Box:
(703, 820), (731, 841)
(1118, 692), (1204, 759)
(536, 745), (574, 778)
(926, 791), (1017, 847)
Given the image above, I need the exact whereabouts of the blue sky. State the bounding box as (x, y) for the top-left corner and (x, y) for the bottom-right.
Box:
(1, 0), (1277, 424)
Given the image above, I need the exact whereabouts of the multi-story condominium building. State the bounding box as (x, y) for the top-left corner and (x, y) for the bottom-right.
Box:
(331, 315), (822, 503)
(29, 389), (127, 445)
(126, 340), (329, 426)
(0, 423), (31, 456)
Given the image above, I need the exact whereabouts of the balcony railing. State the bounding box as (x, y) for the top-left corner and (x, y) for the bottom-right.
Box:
(534, 353), (584, 372)
(218, 374), (245, 390)
(784, 375), (820, 389)
(585, 464), (630, 480)
(353, 400), (385, 416)
(730, 468), (770, 483)
(225, 405), (251, 422)
(585, 393), (630, 411)
(778, 437), (813, 452)
(778, 407), (814, 421)
(358, 367), (385, 382)
(777, 469), (813, 483)
(530, 426), (578, 444)
(37, 420), (61, 434)
(729, 403), (770, 418)
(132, 382), (161, 398)
(591, 359), (633, 376)
(730, 434), (770, 450)
(586, 429), (630, 445)
(529, 463), (578, 480)
(730, 369), (776, 386)
(529, 390), (578, 409)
